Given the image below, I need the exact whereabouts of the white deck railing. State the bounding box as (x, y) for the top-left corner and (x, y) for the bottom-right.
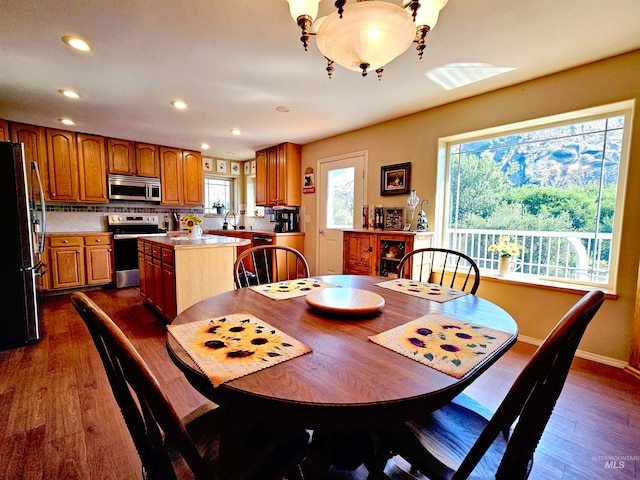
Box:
(447, 229), (612, 284)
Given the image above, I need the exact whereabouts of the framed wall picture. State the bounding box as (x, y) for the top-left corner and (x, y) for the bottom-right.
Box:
(202, 157), (213, 172)
(384, 207), (405, 231)
(380, 162), (411, 196)
(244, 161), (251, 174)
(231, 162), (240, 175)
(216, 159), (227, 173)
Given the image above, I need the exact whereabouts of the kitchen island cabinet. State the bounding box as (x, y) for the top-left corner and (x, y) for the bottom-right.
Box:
(138, 234), (249, 321)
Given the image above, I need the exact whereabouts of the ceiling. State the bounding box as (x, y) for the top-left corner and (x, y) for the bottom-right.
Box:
(1, 1), (639, 161)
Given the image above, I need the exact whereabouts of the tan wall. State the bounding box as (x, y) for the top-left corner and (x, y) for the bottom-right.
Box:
(300, 49), (640, 363)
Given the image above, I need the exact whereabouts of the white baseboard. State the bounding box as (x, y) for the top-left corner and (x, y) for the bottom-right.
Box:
(517, 335), (628, 369)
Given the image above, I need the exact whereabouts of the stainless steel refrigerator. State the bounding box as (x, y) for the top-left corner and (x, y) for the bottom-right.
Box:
(0, 141), (46, 350)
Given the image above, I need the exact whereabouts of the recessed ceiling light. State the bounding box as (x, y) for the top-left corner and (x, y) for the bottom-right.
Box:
(58, 118), (76, 126)
(276, 106), (291, 113)
(171, 100), (188, 110)
(200, 143), (210, 150)
(59, 89), (80, 99)
(230, 128), (242, 136)
(61, 35), (92, 52)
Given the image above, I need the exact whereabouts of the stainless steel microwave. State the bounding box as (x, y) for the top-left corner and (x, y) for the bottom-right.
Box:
(107, 174), (161, 202)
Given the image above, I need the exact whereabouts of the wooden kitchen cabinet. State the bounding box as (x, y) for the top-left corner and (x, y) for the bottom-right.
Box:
(160, 147), (203, 206)
(160, 147), (182, 204)
(9, 122), (50, 201)
(273, 233), (306, 279)
(46, 128), (79, 202)
(77, 133), (108, 203)
(108, 139), (160, 177)
(255, 142), (301, 207)
(43, 233), (114, 291)
(107, 138), (135, 175)
(85, 234), (114, 284)
(255, 149), (267, 205)
(135, 142), (160, 177)
(48, 236), (85, 289)
(0, 119), (8, 141)
(137, 239), (176, 321)
(46, 129), (109, 203)
(152, 245), (164, 312)
(343, 230), (433, 277)
(161, 248), (177, 319)
(138, 245), (147, 298)
(343, 231), (375, 276)
(182, 150), (203, 205)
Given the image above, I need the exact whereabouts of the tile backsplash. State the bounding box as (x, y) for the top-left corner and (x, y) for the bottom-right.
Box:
(44, 202), (284, 233)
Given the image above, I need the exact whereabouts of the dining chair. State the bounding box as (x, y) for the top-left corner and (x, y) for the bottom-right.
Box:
(70, 291), (309, 480)
(234, 245), (310, 288)
(372, 289), (605, 480)
(397, 247), (481, 294)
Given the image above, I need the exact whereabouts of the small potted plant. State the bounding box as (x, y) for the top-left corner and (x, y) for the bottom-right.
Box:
(488, 236), (521, 276)
(212, 200), (225, 215)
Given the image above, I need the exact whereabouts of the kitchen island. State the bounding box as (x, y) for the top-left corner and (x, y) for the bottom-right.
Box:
(137, 234), (250, 321)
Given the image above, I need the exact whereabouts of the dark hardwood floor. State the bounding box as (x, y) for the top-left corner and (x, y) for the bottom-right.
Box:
(1, 287), (638, 479)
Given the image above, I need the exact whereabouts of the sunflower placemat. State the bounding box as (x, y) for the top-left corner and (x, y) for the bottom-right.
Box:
(369, 313), (512, 378)
(250, 278), (338, 300)
(376, 278), (468, 303)
(167, 313), (311, 387)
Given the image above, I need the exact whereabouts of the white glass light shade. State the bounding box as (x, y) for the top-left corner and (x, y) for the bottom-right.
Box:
(316, 2), (416, 72)
(287, 0), (321, 22)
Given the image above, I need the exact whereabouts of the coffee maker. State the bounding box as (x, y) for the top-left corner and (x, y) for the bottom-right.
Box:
(273, 207), (299, 233)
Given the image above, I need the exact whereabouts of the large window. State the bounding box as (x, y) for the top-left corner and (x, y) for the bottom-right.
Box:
(440, 102), (632, 290)
(204, 175), (234, 214)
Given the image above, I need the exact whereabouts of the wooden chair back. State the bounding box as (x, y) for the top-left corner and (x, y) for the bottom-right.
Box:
(70, 292), (211, 479)
(397, 247), (481, 294)
(234, 245), (310, 289)
(456, 289), (605, 479)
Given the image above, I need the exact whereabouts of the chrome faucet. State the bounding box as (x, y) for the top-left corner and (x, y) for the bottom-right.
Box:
(223, 210), (237, 230)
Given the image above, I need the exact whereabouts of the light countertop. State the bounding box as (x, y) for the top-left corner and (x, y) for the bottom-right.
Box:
(139, 234), (250, 249)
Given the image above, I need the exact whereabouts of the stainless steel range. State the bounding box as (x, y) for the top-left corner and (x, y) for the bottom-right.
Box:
(107, 214), (166, 288)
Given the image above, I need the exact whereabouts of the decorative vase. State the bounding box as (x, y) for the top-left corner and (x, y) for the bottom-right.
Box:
(498, 256), (512, 276)
(188, 225), (202, 238)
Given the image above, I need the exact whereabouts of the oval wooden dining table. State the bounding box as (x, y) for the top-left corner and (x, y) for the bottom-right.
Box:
(166, 275), (518, 432)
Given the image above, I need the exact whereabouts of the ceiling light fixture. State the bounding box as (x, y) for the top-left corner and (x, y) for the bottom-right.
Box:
(230, 128), (242, 136)
(171, 100), (188, 110)
(59, 89), (80, 99)
(276, 105), (291, 113)
(61, 35), (92, 52)
(200, 143), (210, 150)
(58, 118), (76, 126)
(286, 0), (448, 80)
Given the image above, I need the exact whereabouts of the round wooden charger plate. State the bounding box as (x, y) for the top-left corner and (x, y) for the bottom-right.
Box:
(305, 288), (385, 315)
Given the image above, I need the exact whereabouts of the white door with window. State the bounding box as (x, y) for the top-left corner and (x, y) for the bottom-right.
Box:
(317, 152), (366, 275)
